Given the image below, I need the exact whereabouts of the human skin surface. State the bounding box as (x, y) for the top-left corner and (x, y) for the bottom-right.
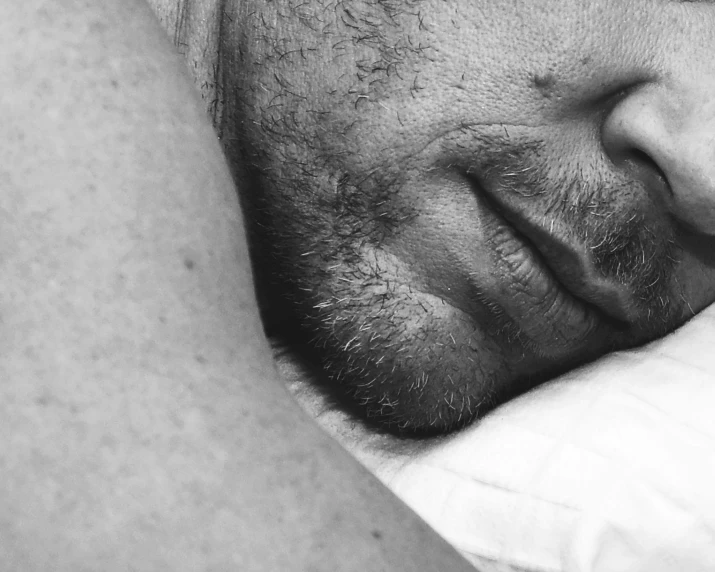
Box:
(5, 1), (715, 569)
(0, 2), (476, 569)
(213, 0), (715, 432)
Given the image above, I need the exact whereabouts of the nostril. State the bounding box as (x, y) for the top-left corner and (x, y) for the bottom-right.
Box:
(600, 84), (681, 215)
(604, 145), (675, 215)
(601, 79), (715, 235)
(621, 148), (673, 199)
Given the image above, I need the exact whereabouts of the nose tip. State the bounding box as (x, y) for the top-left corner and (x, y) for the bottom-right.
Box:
(602, 83), (715, 235)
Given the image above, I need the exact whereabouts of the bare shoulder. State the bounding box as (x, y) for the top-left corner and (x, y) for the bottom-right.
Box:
(0, 2), (473, 570)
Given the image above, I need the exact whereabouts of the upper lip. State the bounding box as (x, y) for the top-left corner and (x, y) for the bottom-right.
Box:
(478, 185), (640, 325)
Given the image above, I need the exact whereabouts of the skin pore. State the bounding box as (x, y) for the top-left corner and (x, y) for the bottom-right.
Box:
(214, 0), (715, 432)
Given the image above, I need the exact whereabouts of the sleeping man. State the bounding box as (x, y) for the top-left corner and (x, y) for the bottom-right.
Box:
(4, 0), (715, 570)
(185, 0), (715, 432)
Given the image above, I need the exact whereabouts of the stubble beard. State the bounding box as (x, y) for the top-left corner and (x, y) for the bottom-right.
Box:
(223, 0), (684, 433)
(239, 140), (682, 433)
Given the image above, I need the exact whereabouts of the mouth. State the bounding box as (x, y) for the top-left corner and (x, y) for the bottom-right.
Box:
(464, 177), (641, 358)
(478, 183), (641, 325)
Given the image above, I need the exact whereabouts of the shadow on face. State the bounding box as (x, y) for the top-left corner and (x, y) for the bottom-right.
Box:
(218, 0), (715, 433)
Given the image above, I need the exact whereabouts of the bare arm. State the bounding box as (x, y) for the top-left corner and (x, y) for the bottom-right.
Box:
(0, 2), (474, 570)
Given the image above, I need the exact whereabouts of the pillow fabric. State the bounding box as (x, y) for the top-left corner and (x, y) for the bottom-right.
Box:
(384, 306), (715, 572)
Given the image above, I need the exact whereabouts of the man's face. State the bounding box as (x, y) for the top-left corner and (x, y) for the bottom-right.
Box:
(222, 0), (715, 431)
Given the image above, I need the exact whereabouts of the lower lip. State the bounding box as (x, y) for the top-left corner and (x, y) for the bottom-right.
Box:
(474, 199), (611, 360)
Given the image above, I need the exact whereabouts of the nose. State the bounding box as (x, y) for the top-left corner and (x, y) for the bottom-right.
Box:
(602, 79), (715, 235)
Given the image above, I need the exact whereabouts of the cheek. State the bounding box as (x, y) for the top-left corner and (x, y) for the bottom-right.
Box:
(387, 176), (491, 311)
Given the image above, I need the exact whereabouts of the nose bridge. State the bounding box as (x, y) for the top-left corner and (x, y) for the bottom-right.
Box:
(602, 63), (715, 234)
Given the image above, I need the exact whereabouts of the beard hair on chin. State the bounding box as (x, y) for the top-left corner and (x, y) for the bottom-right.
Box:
(249, 168), (510, 433)
(246, 131), (685, 432)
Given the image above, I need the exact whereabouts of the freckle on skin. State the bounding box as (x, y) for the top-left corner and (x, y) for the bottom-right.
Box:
(100, 434), (117, 450)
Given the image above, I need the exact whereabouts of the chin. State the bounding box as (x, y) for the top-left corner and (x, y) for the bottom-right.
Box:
(289, 268), (598, 434)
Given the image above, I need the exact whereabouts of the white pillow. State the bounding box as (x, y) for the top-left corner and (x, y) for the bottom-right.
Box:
(385, 305), (715, 572)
